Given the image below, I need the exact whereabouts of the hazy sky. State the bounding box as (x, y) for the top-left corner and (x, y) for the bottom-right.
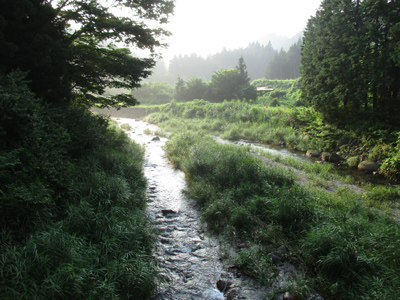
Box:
(158, 0), (323, 61)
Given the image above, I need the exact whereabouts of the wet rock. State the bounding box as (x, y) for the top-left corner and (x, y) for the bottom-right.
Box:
(226, 288), (238, 300)
(321, 152), (343, 163)
(306, 150), (320, 158)
(162, 209), (177, 217)
(238, 243), (249, 249)
(346, 156), (360, 168)
(268, 252), (283, 264)
(283, 291), (298, 300)
(358, 161), (380, 172)
(152, 136), (161, 141)
(160, 237), (171, 244)
(277, 245), (288, 254)
(216, 279), (232, 292)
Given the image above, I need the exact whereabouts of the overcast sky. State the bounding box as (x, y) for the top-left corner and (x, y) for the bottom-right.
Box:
(157, 0), (323, 61)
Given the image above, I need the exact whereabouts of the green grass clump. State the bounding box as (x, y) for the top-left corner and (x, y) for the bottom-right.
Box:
(164, 132), (400, 300)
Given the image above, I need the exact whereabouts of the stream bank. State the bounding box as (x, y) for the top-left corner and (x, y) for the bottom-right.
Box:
(117, 118), (324, 300)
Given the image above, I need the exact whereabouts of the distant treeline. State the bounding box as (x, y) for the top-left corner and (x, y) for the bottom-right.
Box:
(148, 40), (302, 84)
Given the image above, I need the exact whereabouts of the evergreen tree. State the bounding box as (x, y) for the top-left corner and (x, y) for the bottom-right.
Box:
(174, 76), (187, 102)
(265, 39), (301, 80)
(300, 0), (400, 124)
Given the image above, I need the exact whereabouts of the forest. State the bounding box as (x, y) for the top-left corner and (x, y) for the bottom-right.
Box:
(147, 38), (302, 84)
(1, 0), (400, 299)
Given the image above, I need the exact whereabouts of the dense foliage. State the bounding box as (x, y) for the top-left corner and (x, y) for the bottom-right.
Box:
(301, 0), (400, 125)
(132, 81), (174, 105)
(0, 0), (173, 108)
(0, 71), (156, 298)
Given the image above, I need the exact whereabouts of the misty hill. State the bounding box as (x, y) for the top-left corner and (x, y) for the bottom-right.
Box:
(258, 31), (303, 51)
(147, 33), (303, 84)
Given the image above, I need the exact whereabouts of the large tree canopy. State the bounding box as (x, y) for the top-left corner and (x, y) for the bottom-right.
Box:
(301, 0), (400, 125)
(0, 0), (174, 107)
(207, 57), (257, 102)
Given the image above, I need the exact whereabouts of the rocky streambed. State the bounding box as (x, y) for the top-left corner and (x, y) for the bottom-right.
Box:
(117, 118), (324, 300)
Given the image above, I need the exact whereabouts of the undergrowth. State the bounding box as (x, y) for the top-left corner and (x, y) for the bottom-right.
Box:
(0, 72), (156, 299)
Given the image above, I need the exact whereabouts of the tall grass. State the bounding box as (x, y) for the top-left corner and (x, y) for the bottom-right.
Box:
(164, 132), (400, 300)
(144, 100), (324, 152)
(1, 110), (156, 299)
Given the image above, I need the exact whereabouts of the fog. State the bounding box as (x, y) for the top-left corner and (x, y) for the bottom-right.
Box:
(159, 0), (323, 61)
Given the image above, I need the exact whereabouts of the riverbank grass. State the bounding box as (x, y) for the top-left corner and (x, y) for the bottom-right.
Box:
(1, 116), (157, 299)
(164, 131), (400, 300)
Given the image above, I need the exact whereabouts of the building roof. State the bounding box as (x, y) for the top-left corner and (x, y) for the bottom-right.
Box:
(256, 87), (274, 92)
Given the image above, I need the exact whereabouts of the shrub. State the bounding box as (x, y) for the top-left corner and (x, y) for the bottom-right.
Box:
(270, 99), (280, 107)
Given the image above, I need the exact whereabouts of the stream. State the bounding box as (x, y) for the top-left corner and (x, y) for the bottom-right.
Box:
(116, 118), (324, 300)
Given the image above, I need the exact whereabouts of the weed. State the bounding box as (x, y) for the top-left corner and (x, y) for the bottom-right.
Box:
(120, 123), (132, 130)
(143, 128), (152, 135)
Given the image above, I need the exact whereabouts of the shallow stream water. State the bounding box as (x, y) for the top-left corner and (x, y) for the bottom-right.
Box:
(117, 118), (273, 300)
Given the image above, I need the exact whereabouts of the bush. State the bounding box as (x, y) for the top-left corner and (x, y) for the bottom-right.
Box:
(270, 99), (280, 107)
(380, 132), (400, 182)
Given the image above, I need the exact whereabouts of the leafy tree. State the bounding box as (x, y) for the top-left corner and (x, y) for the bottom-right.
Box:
(0, 0), (174, 107)
(207, 69), (243, 102)
(131, 82), (173, 105)
(186, 78), (208, 100)
(207, 58), (257, 102)
(174, 77), (208, 102)
(0, 0), (70, 103)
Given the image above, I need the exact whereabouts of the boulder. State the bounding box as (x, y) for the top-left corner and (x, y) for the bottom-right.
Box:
(358, 161), (381, 172)
(283, 291), (298, 300)
(346, 156), (360, 168)
(216, 279), (232, 292)
(321, 152), (343, 163)
(306, 150), (320, 158)
(268, 252), (282, 264)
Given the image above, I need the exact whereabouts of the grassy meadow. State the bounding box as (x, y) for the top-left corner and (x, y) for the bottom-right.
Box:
(142, 100), (400, 299)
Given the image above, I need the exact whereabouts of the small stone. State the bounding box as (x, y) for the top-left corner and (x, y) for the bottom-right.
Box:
(216, 279), (232, 292)
(226, 288), (238, 300)
(160, 237), (171, 244)
(161, 209), (177, 217)
(306, 150), (320, 158)
(268, 252), (282, 264)
(238, 243), (249, 249)
(283, 291), (297, 300)
(151, 136), (161, 141)
(277, 245), (288, 253)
